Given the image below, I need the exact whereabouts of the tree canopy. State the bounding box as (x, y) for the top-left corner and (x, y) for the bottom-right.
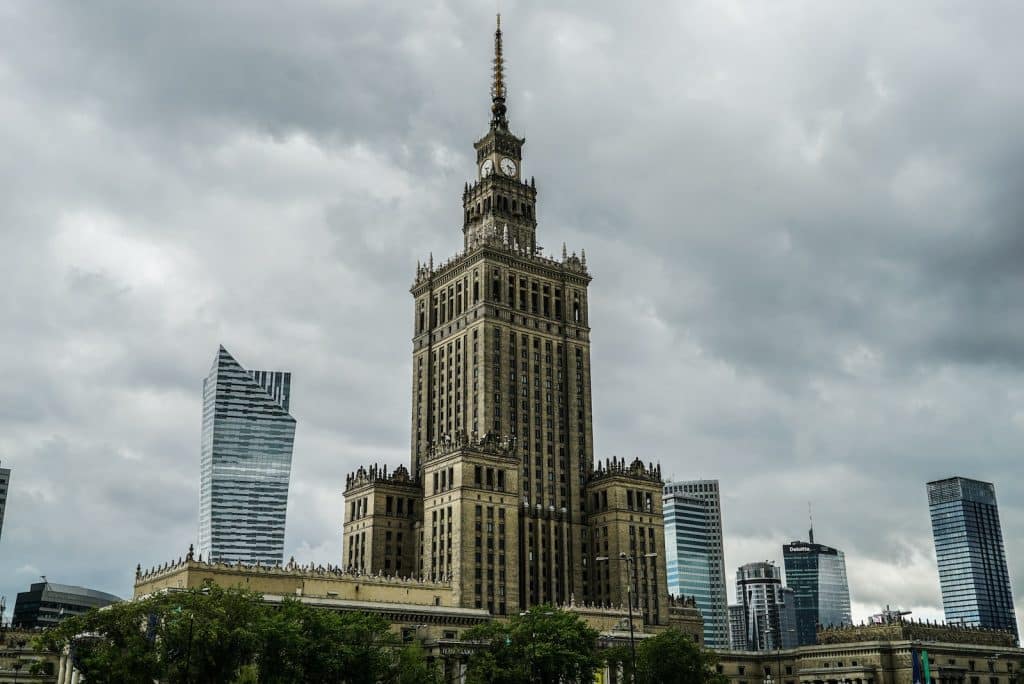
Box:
(37, 584), (440, 684)
(633, 628), (727, 684)
(464, 604), (602, 684)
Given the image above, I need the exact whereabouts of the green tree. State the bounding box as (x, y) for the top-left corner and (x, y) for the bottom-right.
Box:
(37, 594), (165, 684)
(38, 583), (452, 683)
(259, 601), (397, 683)
(464, 620), (528, 684)
(465, 605), (601, 684)
(159, 584), (265, 684)
(391, 642), (442, 684)
(634, 628), (726, 684)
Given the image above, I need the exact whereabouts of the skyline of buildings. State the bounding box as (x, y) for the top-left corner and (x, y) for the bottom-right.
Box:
(663, 479), (730, 649)
(783, 533), (853, 646)
(197, 345), (297, 566)
(928, 476), (1018, 638)
(0, 13), (1019, 647)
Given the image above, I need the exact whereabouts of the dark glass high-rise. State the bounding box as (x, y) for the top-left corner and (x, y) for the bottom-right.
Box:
(783, 532), (852, 646)
(927, 476), (1017, 637)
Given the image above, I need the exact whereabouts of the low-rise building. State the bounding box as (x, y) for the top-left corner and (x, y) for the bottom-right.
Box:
(133, 547), (703, 680)
(714, 621), (1022, 684)
(0, 629), (59, 683)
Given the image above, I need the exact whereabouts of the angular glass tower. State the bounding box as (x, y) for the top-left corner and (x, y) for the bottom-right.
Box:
(783, 533), (853, 646)
(198, 346), (296, 565)
(663, 480), (729, 649)
(927, 476), (1017, 637)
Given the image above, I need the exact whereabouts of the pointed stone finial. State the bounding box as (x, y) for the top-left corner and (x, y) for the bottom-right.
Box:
(136, 563), (142, 579)
(581, 249), (587, 268)
(562, 242), (567, 260)
(187, 544), (194, 562)
(490, 14), (508, 129)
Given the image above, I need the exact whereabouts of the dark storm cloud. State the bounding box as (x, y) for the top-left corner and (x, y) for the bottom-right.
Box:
(1, 0), (1022, 630)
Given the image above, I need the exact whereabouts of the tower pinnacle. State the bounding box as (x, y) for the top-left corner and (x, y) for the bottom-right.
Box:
(491, 13), (507, 129)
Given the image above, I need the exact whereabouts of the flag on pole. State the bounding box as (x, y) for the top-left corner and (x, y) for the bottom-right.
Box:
(912, 648), (923, 684)
(922, 649), (932, 684)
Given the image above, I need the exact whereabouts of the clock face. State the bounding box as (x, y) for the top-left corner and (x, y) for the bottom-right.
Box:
(500, 157), (517, 176)
(480, 159), (494, 177)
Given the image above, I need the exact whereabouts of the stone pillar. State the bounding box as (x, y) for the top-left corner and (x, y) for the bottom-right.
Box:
(57, 655), (68, 683)
(70, 668), (81, 684)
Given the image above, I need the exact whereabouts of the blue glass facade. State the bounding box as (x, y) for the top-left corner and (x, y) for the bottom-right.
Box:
(198, 346), (296, 566)
(663, 480), (730, 649)
(783, 539), (852, 645)
(928, 477), (1017, 637)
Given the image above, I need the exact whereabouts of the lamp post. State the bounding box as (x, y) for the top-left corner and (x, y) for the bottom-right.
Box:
(768, 622), (795, 684)
(596, 551), (658, 683)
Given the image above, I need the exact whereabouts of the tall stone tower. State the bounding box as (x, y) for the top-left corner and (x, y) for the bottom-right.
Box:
(345, 15), (671, 625)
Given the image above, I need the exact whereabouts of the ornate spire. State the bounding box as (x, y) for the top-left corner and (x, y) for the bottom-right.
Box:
(490, 13), (508, 129)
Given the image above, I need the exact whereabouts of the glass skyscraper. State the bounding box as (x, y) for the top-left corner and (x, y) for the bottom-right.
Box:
(0, 461), (9, 542)
(198, 346), (296, 566)
(927, 476), (1017, 637)
(728, 604), (746, 650)
(783, 532), (852, 646)
(663, 480), (729, 649)
(735, 561), (797, 651)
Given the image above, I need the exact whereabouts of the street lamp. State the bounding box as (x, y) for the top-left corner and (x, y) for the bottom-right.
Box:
(596, 551), (658, 683)
(768, 622), (795, 684)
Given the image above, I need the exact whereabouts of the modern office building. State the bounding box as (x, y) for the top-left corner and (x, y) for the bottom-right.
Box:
(11, 581), (121, 629)
(778, 586), (799, 649)
(198, 345), (296, 566)
(736, 561), (798, 650)
(783, 531), (853, 645)
(927, 476), (1018, 637)
(729, 604), (747, 650)
(0, 461), (9, 542)
(663, 480), (729, 649)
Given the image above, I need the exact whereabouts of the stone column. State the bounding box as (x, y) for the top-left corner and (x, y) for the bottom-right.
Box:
(70, 667), (80, 684)
(57, 655), (68, 683)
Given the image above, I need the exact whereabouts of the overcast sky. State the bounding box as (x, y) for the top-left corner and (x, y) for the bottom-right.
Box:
(2, 1), (1023, 632)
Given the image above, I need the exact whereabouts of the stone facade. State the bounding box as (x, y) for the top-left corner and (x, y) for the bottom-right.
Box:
(134, 552), (460, 609)
(715, 634), (1023, 684)
(342, 464), (420, 576)
(132, 554), (488, 683)
(342, 14), (677, 628)
(131, 552), (701, 681)
(0, 630), (58, 683)
(817, 621), (1018, 648)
